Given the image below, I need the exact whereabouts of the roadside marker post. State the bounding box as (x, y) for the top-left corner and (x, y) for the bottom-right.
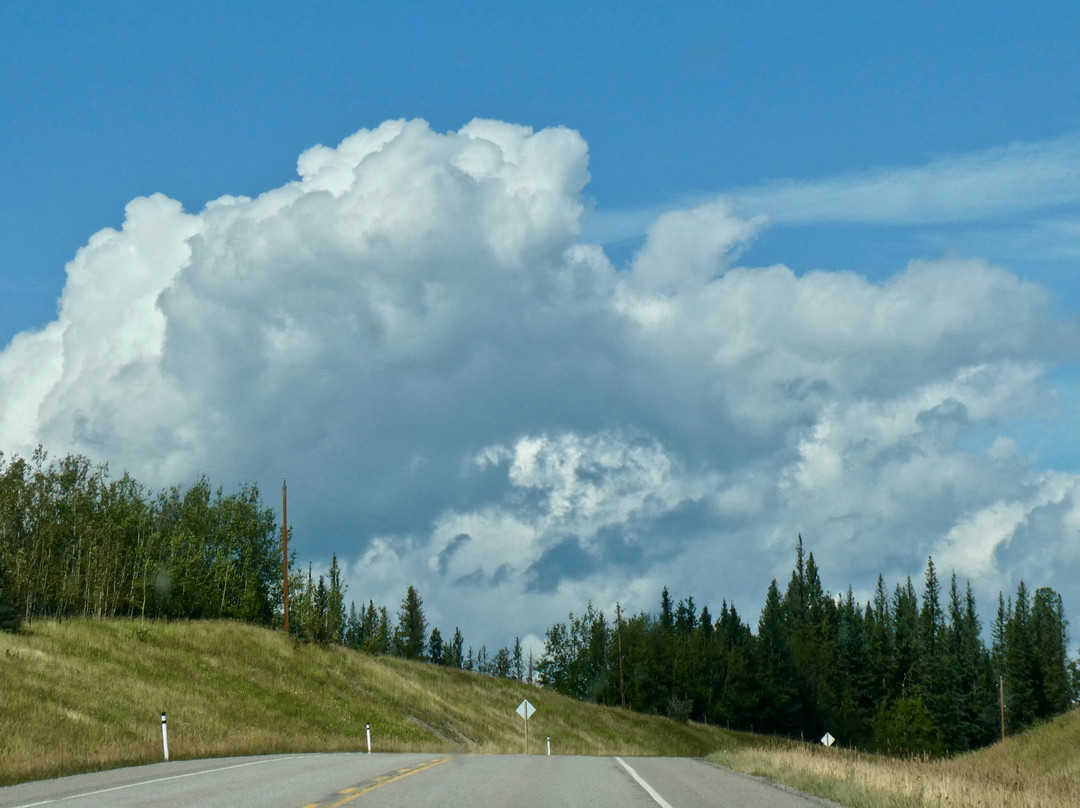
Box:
(366, 722), (371, 754)
(161, 712), (169, 761)
(546, 736), (551, 756)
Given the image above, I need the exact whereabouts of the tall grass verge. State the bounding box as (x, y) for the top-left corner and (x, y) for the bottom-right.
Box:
(709, 710), (1080, 808)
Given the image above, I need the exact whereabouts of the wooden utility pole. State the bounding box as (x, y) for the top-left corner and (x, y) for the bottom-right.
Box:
(1000, 675), (1006, 741)
(282, 479), (289, 634)
(616, 602), (627, 709)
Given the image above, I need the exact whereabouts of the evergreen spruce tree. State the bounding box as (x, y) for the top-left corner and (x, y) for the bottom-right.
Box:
(803, 551), (826, 629)
(783, 534), (808, 625)
(492, 646), (512, 678)
(964, 582), (999, 748)
(873, 691), (944, 757)
(777, 540), (834, 737)
(446, 627), (465, 668)
(653, 590), (676, 707)
(428, 626), (444, 665)
(918, 558), (944, 654)
(833, 588), (872, 747)
(755, 579), (801, 735)
(659, 587), (674, 630)
(891, 578), (921, 696)
(1030, 587), (1071, 718)
(917, 558), (951, 745)
(294, 566), (315, 641)
(511, 637), (524, 681)
(1004, 582), (1040, 732)
(375, 607), (392, 655)
(937, 573), (977, 751)
(326, 554), (346, 645)
(991, 592), (1008, 666)
(360, 600), (381, 654)
(864, 575), (893, 706)
(675, 596), (697, 634)
(796, 550), (836, 735)
(699, 605), (714, 640)
(344, 601), (363, 649)
(312, 575), (330, 643)
(714, 602), (755, 729)
(394, 586), (427, 659)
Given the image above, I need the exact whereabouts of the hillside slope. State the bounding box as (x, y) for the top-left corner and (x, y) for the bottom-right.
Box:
(709, 708), (1080, 808)
(0, 619), (733, 785)
(959, 706), (1080, 793)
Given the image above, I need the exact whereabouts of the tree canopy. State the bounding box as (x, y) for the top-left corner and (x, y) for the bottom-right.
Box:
(535, 541), (1077, 754)
(2, 449), (1074, 756)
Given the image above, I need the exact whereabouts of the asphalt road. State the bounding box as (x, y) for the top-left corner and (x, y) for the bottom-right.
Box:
(0, 753), (839, 808)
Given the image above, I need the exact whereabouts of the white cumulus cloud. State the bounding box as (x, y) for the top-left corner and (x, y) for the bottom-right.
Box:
(1, 118), (1078, 648)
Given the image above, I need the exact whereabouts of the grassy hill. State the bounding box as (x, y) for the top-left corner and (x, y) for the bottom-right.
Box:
(4, 619), (1077, 807)
(710, 707), (1080, 808)
(0, 619), (735, 785)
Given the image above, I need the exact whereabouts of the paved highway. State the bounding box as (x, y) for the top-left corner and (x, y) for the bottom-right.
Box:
(0, 753), (839, 807)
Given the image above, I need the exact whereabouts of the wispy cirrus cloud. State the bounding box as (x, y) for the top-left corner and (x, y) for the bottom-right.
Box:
(730, 135), (1080, 225)
(584, 134), (1080, 252)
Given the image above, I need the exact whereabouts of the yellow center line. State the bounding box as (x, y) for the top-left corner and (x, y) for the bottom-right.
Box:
(312, 758), (449, 808)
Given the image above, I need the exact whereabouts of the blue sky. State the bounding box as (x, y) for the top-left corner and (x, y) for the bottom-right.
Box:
(6, 1), (1079, 335)
(2, 2), (1079, 648)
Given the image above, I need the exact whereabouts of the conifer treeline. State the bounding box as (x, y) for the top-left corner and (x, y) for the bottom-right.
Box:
(535, 537), (1078, 754)
(286, 573), (530, 680)
(0, 450), (281, 626)
(3, 450), (1077, 756)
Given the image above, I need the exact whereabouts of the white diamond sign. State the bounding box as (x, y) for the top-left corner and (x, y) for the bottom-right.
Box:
(516, 699), (536, 720)
(821, 732), (835, 747)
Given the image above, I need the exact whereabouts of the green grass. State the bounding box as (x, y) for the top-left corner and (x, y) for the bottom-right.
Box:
(707, 710), (1080, 808)
(0, 619), (735, 785)
(8, 618), (1073, 805)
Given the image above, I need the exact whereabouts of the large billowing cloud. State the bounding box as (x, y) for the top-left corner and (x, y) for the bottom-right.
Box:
(1, 118), (1078, 650)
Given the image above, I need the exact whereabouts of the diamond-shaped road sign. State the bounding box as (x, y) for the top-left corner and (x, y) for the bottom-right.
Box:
(516, 699), (536, 720)
(821, 732), (835, 747)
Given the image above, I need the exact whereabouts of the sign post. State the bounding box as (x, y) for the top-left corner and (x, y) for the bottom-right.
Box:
(516, 699), (536, 753)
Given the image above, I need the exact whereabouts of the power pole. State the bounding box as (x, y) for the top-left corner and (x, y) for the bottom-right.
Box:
(616, 602), (627, 708)
(282, 479), (289, 634)
(1000, 675), (1005, 741)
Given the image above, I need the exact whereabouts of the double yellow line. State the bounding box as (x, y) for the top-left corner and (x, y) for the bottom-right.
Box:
(302, 757), (450, 808)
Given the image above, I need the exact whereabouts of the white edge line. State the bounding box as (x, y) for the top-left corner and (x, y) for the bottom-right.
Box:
(7, 755), (314, 808)
(614, 756), (675, 808)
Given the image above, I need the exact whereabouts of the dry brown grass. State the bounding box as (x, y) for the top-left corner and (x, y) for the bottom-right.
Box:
(708, 710), (1080, 808)
(0, 619), (734, 785)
